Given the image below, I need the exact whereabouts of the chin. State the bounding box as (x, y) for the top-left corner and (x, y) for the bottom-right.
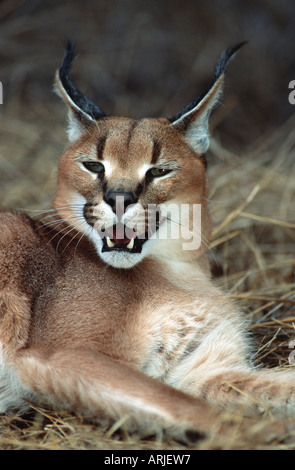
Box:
(100, 250), (144, 269)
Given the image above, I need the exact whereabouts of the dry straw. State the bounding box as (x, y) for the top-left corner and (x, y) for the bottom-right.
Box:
(0, 115), (294, 449)
(0, 2), (295, 448)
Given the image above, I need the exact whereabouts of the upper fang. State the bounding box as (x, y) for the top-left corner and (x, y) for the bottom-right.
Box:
(106, 237), (115, 248)
(127, 238), (135, 250)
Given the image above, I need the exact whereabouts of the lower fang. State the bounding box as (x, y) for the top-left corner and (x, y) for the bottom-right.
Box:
(127, 238), (135, 250)
(106, 237), (115, 248)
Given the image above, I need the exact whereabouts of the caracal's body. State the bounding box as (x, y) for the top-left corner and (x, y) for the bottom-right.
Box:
(0, 43), (294, 441)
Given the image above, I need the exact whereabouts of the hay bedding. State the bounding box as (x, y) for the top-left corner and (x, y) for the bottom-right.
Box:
(1, 0), (295, 452)
(0, 111), (295, 452)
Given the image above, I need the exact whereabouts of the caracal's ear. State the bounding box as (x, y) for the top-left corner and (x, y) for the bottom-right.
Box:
(169, 42), (246, 155)
(54, 41), (106, 142)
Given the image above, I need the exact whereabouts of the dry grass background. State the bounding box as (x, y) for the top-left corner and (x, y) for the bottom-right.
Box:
(1, 0), (295, 451)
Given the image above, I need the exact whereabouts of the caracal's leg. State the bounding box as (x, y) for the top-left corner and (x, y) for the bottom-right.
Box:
(167, 318), (295, 414)
(12, 347), (219, 441)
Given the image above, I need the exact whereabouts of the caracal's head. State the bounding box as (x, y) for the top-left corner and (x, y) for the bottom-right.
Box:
(53, 42), (244, 269)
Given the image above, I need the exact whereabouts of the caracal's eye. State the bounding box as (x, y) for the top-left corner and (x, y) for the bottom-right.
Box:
(147, 168), (172, 178)
(82, 161), (105, 174)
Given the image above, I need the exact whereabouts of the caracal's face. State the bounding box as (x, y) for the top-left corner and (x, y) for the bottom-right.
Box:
(53, 40), (236, 267)
(54, 117), (207, 268)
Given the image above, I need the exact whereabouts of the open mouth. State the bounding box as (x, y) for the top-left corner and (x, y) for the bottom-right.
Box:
(101, 223), (149, 254)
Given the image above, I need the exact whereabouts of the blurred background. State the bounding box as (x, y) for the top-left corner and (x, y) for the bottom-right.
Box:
(0, 0), (294, 209)
(0, 0), (294, 376)
(1, 1), (295, 447)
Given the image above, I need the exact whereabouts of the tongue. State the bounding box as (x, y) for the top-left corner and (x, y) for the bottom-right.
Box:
(112, 224), (135, 245)
(113, 235), (131, 245)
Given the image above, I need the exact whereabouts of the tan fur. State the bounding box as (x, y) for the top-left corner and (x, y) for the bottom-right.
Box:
(0, 45), (294, 442)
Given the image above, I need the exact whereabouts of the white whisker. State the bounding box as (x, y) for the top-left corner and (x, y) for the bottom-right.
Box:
(56, 226), (79, 253)
(73, 225), (93, 256)
(167, 215), (215, 261)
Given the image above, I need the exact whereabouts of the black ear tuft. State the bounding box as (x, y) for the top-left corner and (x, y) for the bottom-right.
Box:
(59, 40), (75, 79)
(213, 41), (247, 81)
(58, 40), (106, 120)
(169, 41), (247, 124)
